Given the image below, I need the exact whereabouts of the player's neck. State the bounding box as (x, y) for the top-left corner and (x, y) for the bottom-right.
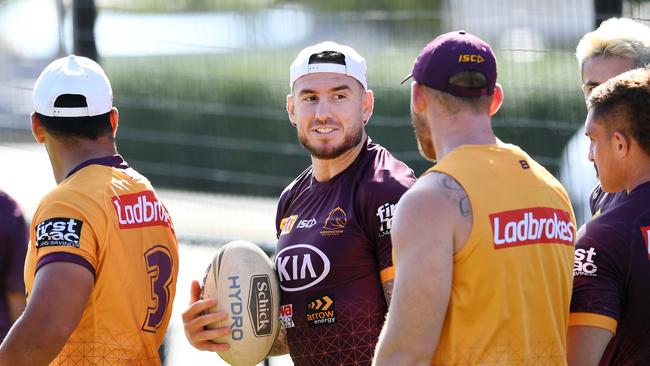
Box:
(311, 139), (365, 183)
(49, 139), (118, 184)
(623, 155), (650, 193)
(434, 115), (498, 161)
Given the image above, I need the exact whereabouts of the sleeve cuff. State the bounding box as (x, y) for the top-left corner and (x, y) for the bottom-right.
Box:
(36, 252), (96, 279)
(569, 312), (617, 334)
(380, 266), (395, 283)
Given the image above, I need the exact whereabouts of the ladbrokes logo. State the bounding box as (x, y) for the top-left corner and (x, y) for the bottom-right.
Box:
(321, 207), (347, 235)
(36, 217), (83, 248)
(112, 191), (171, 229)
(489, 207), (574, 249)
(247, 275), (273, 337)
(574, 247), (597, 276)
(305, 295), (335, 327)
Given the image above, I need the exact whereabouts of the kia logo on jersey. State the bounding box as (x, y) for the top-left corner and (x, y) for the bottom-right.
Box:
(275, 244), (331, 292)
(489, 207), (574, 248)
(112, 191), (172, 229)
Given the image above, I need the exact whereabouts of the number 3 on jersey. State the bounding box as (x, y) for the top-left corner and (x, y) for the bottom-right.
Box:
(142, 245), (174, 333)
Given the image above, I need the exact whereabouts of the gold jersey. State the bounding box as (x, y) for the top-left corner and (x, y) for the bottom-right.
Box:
(24, 156), (178, 365)
(428, 144), (575, 365)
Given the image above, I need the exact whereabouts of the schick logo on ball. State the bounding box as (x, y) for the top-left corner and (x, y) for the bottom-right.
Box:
(248, 275), (273, 337)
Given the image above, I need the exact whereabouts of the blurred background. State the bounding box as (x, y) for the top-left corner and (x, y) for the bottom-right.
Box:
(1, 0), (649, 365)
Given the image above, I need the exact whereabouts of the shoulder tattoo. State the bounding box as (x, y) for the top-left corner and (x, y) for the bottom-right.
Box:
(436, 173), (471, 218)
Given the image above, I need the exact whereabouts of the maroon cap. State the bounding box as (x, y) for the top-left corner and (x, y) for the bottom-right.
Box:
(402, 30), (497, 98)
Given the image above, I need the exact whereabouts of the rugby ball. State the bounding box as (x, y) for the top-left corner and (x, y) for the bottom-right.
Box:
(201, 240), (280, 366)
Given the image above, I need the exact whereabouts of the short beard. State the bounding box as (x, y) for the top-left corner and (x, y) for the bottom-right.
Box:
(412, 112), (436, 161)
(298, 123), (364, 160)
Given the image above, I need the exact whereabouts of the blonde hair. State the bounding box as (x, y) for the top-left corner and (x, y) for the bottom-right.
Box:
(576, 18), (650, 70)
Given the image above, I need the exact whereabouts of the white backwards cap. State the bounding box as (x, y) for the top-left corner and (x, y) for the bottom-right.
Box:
(33, 55), (113, 117)
(289, 41), (367, 90)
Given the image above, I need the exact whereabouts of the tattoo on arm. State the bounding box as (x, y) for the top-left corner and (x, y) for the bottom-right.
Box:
(382, 279), (394, 306)
(439, 174), (471, 218)
(269, 328), (290, 356)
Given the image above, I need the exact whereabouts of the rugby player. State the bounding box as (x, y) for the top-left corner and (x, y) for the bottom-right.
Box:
(0, 55), (179, 365)
(567, 68), (650, 364)
(183, 41), (415, 365)
(560, 18), (650, 222)
(0, 190), (27, 343)
(373, 31), (575, 365)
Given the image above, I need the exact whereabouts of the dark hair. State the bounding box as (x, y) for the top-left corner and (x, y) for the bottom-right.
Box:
(308, 51), (346, 65)
(588, 68), (650, 156)
(37, 94), (112, 141)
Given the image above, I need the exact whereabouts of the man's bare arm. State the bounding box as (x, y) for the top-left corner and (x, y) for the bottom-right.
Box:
(567, 325), (613, 366)
(373, 172), (471, 365)
(382, 279), (394, 306)
(0, 262), (93, 366)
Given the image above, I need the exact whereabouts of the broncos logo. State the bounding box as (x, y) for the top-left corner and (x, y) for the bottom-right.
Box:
(323, 207), (347, 230)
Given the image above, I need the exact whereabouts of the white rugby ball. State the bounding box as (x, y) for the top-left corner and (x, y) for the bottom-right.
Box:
(201, 240), (280, 366)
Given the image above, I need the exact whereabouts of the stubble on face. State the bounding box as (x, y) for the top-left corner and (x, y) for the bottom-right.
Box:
(411, 110), (436, 161)
(298, 117), (364, 160)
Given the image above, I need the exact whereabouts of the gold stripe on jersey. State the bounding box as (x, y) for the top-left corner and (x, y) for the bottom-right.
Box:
(568, 312), (618, 334)
(24, 162), (178, 365)
(379, 266), (395, 283)
(427, 144), (575, 365)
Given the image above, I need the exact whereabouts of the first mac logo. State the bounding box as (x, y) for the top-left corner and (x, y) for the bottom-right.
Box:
(36, 217), (83, 248)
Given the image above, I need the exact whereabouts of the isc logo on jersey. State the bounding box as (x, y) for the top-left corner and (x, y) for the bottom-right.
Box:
(36, 217), (83, 248)
(112, 191), (171, 229)
(275, 244), (331, 292)
(490, 207), (574, 248)
(574, 247), (598, 276)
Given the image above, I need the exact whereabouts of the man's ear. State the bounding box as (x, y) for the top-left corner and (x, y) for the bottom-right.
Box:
(612, 131), (630, 158)
(31, 112), (45, 143)
(362, 89), (374, 125)
(109, 107), (119, 137)
(411, 82), (428, 113)
(489, 83), (503, 116)
(286, 94), (296, 127)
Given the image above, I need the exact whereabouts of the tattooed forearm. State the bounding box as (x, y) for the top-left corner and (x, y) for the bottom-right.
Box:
(382, 279), (394, 306)
(437, 173), (472, 219)
(269, 328), (290, 356)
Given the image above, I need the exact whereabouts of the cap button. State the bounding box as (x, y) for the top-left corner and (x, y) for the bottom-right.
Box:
(459, 30), (466, 35)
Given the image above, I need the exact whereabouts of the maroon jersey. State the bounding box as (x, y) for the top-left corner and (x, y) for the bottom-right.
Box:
(570, 181), (650, 365)
(274, 139), (415, 366)
(589, 184), (627, 216)
(0, 191), (28, 341)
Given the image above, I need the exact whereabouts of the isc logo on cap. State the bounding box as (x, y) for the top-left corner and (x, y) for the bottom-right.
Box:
(458, 54), (485, 63)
